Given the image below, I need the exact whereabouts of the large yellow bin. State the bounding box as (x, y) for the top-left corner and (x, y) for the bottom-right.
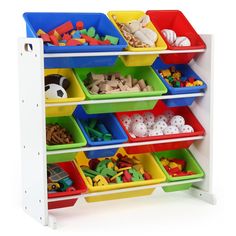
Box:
(45, 68), (85, 117)
(107, 11), (167, 66)
(75, 148), (166, 202)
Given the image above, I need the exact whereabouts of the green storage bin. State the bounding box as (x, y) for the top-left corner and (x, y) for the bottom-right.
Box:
(47, 152), (77, 164)
(153, 149), (204, 192)
(73, 58), (167, 114)
(46, 116), (87, 151)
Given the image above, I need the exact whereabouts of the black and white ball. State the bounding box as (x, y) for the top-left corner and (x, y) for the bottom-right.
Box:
(45, 74), (70, 90)
(45, 84), (68, 99)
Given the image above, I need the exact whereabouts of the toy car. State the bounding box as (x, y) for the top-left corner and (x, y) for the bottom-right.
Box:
(47, 182), (60, 191)
(47, 164), (73, 192)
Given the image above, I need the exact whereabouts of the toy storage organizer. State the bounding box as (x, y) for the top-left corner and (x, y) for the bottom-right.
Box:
(19, 13), (215, 228)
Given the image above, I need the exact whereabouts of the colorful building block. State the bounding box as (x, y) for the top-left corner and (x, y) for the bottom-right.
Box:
(76, 21), (84, 30)
(48, 21), (73, 35)
(104, 35), (119, 45)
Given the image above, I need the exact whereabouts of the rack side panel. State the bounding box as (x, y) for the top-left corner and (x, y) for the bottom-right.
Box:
(18, 38), (48, 225)
(189, 34), (214, 193)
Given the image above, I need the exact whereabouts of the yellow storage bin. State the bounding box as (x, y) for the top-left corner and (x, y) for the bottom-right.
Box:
(107, 11), (167, 67)
(45, 68), (85, 117)
(75, 148), (166, 202)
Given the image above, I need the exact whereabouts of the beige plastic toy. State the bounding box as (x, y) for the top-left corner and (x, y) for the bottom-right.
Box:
(126, 15), (158, 47)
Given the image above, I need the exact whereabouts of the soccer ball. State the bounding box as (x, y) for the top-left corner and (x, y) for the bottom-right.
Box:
(45, 84), (67, 99)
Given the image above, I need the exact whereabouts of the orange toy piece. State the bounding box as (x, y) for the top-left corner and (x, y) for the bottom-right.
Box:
(41, 34), (51, 43)
(66, 39), (82, 46)
(76, 21), (84, 30)
(49, 35), (59, 46)
(49, 21), (73, 35)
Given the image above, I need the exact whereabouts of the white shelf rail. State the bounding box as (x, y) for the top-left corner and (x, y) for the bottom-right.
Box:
(48, 178), (204, 202)
(46, 93), (204, 107)
(47, 136), (204, 155)
(44, 48), (206, 58)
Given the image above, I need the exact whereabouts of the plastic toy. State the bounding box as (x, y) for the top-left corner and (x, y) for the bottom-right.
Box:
(113, 14), (158, 48)
(81, 152), (152, 186)
(159, 66), (203, 88)
(161, 29), (191, 47)
(47, 164), (74, 192)
(45, 84), (67, 99)
(81, 119), (113, 142)
(37, 20), (119, 47)
(120, 111), (194, 138)
(46, 123), (74, 145)
(84, 72), (153, 95)
(160, 157), (195, 177)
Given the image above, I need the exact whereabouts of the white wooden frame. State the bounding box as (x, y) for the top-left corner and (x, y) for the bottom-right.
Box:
(18, 34), (215, 229)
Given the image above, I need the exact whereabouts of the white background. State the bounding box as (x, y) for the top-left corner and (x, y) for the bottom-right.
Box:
(0, 0), (234, 234)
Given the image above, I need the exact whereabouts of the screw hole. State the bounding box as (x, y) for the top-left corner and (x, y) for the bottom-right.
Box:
(36, 104), (39, 107)
(39, 200), (41, 203)
(24, 190), (27, 194)
(20, 53), (23, 56)
(22, 100), (24, 103)
(35, 54), (37, 57)
(23, 145), (26, 149)
(40, 217), (42, 221)
(38, 152), (40, 156)
(200, 194), (202, 196)
(25, 206), (27, 210)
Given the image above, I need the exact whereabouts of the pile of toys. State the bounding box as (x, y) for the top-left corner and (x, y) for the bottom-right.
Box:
(47, 164), (75, 192)
(45, 74), (70, 99)
(46, 124), (74, 145)
(84, 72), (153, 94)
(81, 152), (152, 186)
(161, 29), (191, 47)
(159, 66), (203, 88)
(37, 21), (120, 46)
(112, 14), (158, 48)
(160, 157), (195, 177)
(120, 110), (194, 138)
(80, 118), (113, 142)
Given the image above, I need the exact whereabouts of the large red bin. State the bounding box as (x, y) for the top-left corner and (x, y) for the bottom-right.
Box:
(48, 161), (87, 210)
(146, 10), (206, 64)
(116, 101), (205, 154)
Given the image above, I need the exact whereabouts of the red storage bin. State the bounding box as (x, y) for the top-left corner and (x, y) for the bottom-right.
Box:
(146, 10), (206, 64)
(116, 101), (205, 154)
(48, 161), (87, 210)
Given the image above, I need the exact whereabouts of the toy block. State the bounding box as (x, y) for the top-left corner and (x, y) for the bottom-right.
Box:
(138, 79), (147, 90)
(79, 29), (87, 35)
(53, 30), (62, 40)
(87, 27), (96, 37)
(37, 29), (46, 36)
(98, 39), (111, 45)
(72, 30), (81, 39)
(41, 34), (51, 43)
(94, 34), (100, 40)
(76, 21), (84, 30)
(62, 33), (72, 41)
(74, 38), (86, 44)
(59, 43), (66, 46)
(49, 21), (73, 35)
(66, 39), (82, 46)
(104, 35), (119, 45)
(49, 35), (59, 46)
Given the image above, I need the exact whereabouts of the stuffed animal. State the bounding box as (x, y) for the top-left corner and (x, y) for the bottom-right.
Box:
(126, 15), (158, 47)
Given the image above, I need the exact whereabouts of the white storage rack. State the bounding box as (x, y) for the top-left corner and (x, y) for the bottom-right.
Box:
(18, 34), (215, 229)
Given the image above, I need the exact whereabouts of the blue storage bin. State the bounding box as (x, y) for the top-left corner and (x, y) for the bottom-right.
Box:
(73, 106), (128, 159)
(152, 58), (207, 107)
(23, 12), (127, 68)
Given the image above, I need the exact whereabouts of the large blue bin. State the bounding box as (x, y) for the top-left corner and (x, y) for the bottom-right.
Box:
(23, 12), (127, 68)
(152, 58), (207, 107)
(73, 106), (128, 159)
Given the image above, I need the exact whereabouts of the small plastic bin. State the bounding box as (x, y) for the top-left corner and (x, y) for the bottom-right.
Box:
(23, 12), (127, 68)
(73, 58), (167, 114)
(75, 148), (166, 202)
(47, 152), (77, 164)
(116, 101), (205, 154)
(48, 161), (87, 209)
(46, 116), (87, 151)
(152, 58), (207, 107)
(153, 149), (204, 192)
(146, 10), (206, 64)
(45, 68), (85, 117)
(73, 106), (128, 159)
(107, 11), (167, 66)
